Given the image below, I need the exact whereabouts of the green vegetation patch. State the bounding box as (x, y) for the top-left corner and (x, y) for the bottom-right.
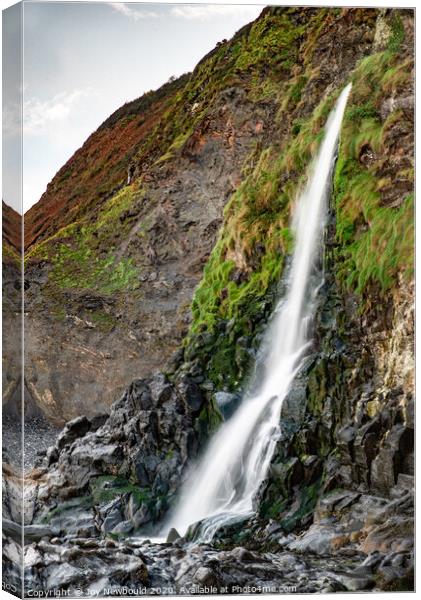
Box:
(2, 242), (21, 265)
(90, 475), (151, 506)
(234, 13), (302, 70)
(133, 8), (337, 168)
(334, 24), (414, 294)
(186, 87), (341, 390)
(27, 186), (141, 296)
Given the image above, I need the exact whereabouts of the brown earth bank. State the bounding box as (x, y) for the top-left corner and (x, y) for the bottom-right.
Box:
(22, 82), (275, 423)
(2, 5), (414, 595)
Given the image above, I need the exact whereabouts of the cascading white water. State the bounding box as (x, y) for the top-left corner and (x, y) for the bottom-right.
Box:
(166, 84), (352, 543)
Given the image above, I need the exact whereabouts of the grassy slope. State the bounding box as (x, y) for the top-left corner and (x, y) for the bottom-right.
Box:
(24, 8), (413, 387)
(334, 14), (414, 294)
(25, 8), (319, 302)
(183, 9), (413, 391)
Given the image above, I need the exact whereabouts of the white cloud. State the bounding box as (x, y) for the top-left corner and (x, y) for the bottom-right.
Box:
(109, 3), (160, 20)
(3, 89), (97, 137)
(24, 89), (97, 135)
(110, 2), (262, 22)
(170, 4), (262, 20)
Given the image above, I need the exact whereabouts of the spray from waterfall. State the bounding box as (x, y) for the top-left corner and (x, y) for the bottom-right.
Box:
(166, 83), (352, 543)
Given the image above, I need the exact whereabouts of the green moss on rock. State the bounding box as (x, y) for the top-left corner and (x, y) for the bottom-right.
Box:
(186, 87), (341, 391)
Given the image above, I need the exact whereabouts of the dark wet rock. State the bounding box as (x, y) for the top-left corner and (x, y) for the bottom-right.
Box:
(229, 546), (258, 562)
(126, 493), (142, 520)
(302, 455), (322, 484)
(194, 566), (219, 586)
(24, 524), (60, 543)
(280, 356), (314, 425)
(111, 520), (134, 536)
(394, 473), (414, 494)
(31, 372), (199, 532)
(90, 414), (109, 431)
(17, 535), (374, 595)
(375, 552), (414, 591)
(337, 423), (357, 444)
(214, 391), (241, 419)
(56, 416), (91, 450)
(3, 518), (21, 543)
(45, 563), (83, 589)
(270, 457), (303, 488)
(177, 376), (205, 415)
(288, 523), (343, 556)
(46, 445), (59, 466)
(370, 425), (414, 495)
(166, 528), (181, 543)
(316, 491), (360, 519)
(330, 571), (375, 591)
(102, 509), (123, 534)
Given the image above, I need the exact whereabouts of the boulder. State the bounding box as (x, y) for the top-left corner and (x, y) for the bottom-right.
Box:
(24, 524), (59, 543)
(101, 507), (123, 533)
(111, 520), (134, 536)
(177, 377), (204, 414)
(132, 505), (153, 529)
(56, 416), (91, 450)
(370, 425), (414, 495)
(166, 528), (181, 543)
(46, 564), (83, 589)
(288, 522), (344, 556)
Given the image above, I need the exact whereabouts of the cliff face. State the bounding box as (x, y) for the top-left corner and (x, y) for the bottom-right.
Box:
(2, 6), (414, 594)
(21, 6), (414, 425)
(23, 8), (284, 422)
(2, 204), (22, 419)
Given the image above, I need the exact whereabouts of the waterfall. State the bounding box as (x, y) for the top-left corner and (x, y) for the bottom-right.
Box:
(166, 84), (352, 543)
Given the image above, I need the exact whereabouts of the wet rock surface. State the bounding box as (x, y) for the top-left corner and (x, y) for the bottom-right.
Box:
(6, 505), (413, 597)
(2, 359), (414, 594)
(255, 198), (414, 577)
(22, 372), (207, 534)
(20, 538), (362, 595)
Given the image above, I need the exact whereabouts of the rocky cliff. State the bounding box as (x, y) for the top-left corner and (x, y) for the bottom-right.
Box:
(16, 6), (410, 427)
(2, 5), (414, 595)
(22, 21), (281, 422)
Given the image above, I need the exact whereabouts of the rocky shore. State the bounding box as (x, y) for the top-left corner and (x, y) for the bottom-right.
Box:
(2, 414), (61, 472)
(2, 363), (414, 594)
(3, 483), (414, 595)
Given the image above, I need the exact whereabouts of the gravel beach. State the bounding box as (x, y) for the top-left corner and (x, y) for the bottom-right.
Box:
(2, 414), (60, 472)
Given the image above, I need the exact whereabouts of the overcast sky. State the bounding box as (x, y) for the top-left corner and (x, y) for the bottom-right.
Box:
(3, 1), (264, 213)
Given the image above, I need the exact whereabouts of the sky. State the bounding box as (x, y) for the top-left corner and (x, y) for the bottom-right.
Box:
(2, 1), (264, 213)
